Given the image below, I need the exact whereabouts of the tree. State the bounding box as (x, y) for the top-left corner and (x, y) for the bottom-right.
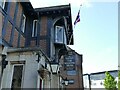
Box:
(104, 71), (117, 90)
(118, 71), (120, 90)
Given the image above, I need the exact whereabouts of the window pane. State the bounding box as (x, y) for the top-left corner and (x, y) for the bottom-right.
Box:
(0, 0), (5, 8)
(32, 20), (37, 37)
(0, 0), (8, 11)
(21, 14), (26, 33)
(11, 65), (23, 89)
(4, 2), (8, 11)
(55, 26), (63, 43)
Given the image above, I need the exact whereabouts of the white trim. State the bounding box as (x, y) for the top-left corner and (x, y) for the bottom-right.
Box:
(10, 64), (24, 88)
(21, 14), (26, 33)
(32, 20), (38, 37)
(0, 0), (6, 9)
(55, 26), (64, 43)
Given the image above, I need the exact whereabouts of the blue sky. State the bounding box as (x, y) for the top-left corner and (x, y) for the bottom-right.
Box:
(70, 2), (118, 74)
(30, 0), (118, 74)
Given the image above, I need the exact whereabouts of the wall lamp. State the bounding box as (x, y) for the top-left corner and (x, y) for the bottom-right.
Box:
(50, 62), (59, 74)
(64, 77), (69, 86)
(61, 77), (69, 86)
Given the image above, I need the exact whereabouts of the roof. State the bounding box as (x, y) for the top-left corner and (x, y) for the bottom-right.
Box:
(67, 46), (83, 56)
(20, 1), (37, 17)
(83, 70), (118, 80)
(35, 4), (70, 15)
(90, 70), (118, 75)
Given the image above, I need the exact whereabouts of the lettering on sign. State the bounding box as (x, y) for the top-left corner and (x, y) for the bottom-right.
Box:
(64, 51), (75, 70)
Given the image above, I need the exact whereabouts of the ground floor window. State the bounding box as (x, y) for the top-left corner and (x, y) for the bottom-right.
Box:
(11, 64), (24, 89)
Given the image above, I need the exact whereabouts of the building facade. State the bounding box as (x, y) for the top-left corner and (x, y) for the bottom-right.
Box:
(1, 47), (52, 89)
(83, 70), (118, 90)
(0, 0), (83, 89)
(59, 47), (83, 89)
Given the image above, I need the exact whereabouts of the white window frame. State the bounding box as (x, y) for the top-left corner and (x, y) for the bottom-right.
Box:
(21, 14), (26, 33)
(0, 0), (6, 9)
(55, 26), (64, 44)
(10, 64), (24, 88)
(55, 26), (67, 44)
(63, 28), (67, 45)
(32, 20), (38, 37)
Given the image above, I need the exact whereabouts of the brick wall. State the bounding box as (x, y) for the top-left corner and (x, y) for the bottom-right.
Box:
(9, 2), (16, 20)
(39, 40), (47, 54)
(0, 12), (4, 38)
(40, 16), (47, 36)
(20, 35), (25, 47)
(4, 21), (12, 43)
(12, 29), (18, 47)
(60, 53), (83, 89)
(16, 3), (22, 28)
(30, 40), (36, 47)
(39, 16), (48, 54)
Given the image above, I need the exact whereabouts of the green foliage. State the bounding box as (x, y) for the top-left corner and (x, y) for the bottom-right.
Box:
(104, 71), (117, 90)
(118, 71), (120, 90)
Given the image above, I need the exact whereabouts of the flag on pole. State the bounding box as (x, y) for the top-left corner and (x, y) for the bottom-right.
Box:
(74, 10), (80, 26)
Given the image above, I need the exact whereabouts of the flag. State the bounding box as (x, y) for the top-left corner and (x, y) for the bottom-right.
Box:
(74, 10), (80, 26)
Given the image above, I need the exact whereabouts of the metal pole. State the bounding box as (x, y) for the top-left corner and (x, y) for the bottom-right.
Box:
(88, 74), (91, 90)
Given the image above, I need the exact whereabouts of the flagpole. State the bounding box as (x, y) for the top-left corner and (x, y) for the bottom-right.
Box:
(79, 4), (82, 11)
(74, 4), (82, 28)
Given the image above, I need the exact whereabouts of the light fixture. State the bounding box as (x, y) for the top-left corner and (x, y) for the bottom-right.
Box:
(51, 62), (59, 74)
(61, 76), (69, 86)
(64, 77), (69, 86)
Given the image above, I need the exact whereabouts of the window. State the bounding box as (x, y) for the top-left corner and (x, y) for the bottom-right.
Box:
(54, 26), (67, 44)
(11, 64), (24, 89)
(0, 0), (5, 8)
(32, 20), (38, 37)
(20, 14), (26, 33)
(0, 0), (8, 11)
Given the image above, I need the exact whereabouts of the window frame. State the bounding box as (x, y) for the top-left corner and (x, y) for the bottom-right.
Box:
(0, 0), (6, 9)
(11, 64), (24, 88)
(32, 20), (38, 37)
(21, 14), (26, 33)
(55, 26), (64, 44)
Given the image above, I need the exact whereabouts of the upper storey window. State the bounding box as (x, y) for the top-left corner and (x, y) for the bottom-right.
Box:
(20, 14), (26, 33)
(0, 0), (8, 11)
(32, 20), (38, 37)
(54, 26), (67, 45)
